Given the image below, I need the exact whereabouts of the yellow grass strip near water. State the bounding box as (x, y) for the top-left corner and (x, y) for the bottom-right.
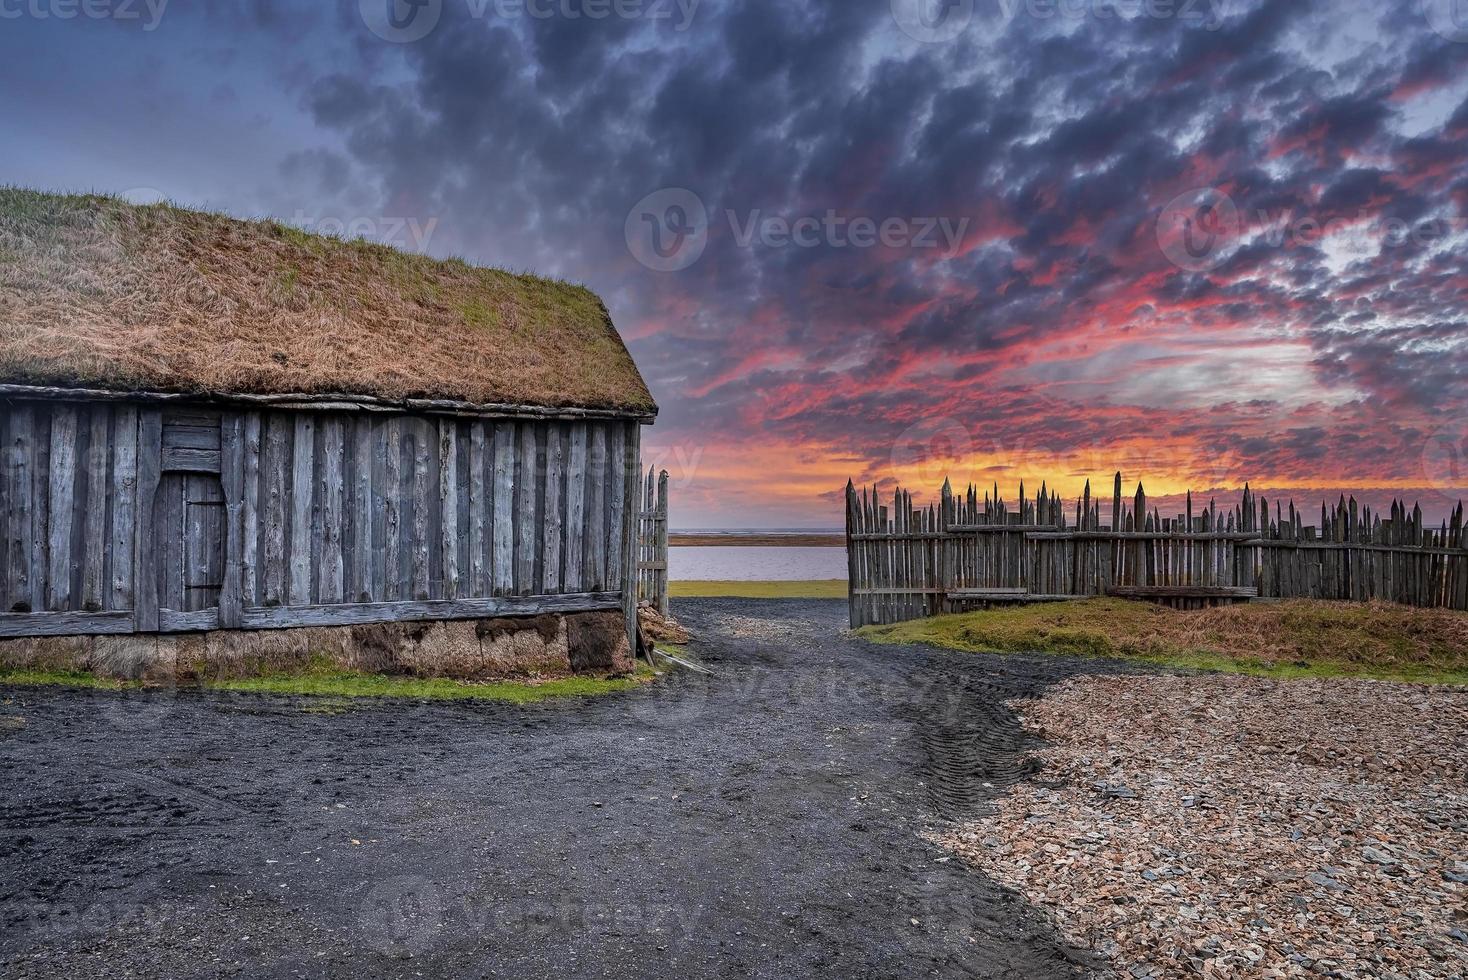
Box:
(670, 580), (848, 599)
(669, 534), (845, 548)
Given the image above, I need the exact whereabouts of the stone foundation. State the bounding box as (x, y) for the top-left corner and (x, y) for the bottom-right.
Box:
(0, 611), (634, 683)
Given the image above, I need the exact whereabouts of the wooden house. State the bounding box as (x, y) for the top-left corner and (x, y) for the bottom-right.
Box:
(0, 190), (656, 677)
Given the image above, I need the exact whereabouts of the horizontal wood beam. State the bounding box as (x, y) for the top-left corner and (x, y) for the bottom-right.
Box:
(0, 611), (135, 638)
(240, 592), (623, 630)
(1025, 531), (1260, 542)
(0, 384), (657, 424)
(161, 446), (222, 473)
(1109, 587), (1259, 599)
(1252, 540), (1468, 556)
(948, 593), (1081, 603)
(849, 533), (945, 542)
(0, 595), (626, 638)
(160, 609), (221, 632)
(947, 588), (1031, 596)
(851, 588), (946, 596)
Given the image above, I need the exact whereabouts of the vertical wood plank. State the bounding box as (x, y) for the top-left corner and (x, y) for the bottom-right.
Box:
(318, 416), (345, 605)
(261, 413), (290, 607)
(155, 474), (181, 611)
(468, 423), (489, 597)
(439, 419), (460, 600)
(289, 414), (315, 605)
(240, 412), (261, 607)
(79, 408), (108, 611)
(183, 475), (207, 612)
(133, 410), (162, 629)
(107, 406), (138, 613)
(606, 423), (626, 591)
(542, 425), (564, 594)
(492, 421), (515, 596)
(516, 423), (539, 596)
(218, 413), (246, 627)
(351, 417), (373, 603)
(564, 422), (587, 592)
(585, 424), (607, 590)
(27, 408), (50, 615)
(623, 424), (641, 656)
(4, 406), (34, 612)
(410, 421), (431, 600)
(383, 417), (403, 602)
(655, 472), (670, 616)
(0, 408), (11, 612)
(46, 404), (77, 611)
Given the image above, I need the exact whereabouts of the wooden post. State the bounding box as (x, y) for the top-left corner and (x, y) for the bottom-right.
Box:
(939, 478), (953, 615)
(655, 469), (670, 618)
(133, 409), (162, 632)
(623, 423), (642, 661)
(846, 480), (859, 627)
(218, 413), (246, 629)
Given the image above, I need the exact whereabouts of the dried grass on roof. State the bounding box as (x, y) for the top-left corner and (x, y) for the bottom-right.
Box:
(0, 188), (654, 413)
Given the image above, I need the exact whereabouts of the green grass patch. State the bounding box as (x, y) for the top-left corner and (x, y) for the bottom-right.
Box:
(212, 668), (651, 702)
(859, 598), (1468, 684)
(458, 297), (497, 329)
(0, 668), (135, 690)
(671, 580), (848, 599)
(0, 664), (655, 703)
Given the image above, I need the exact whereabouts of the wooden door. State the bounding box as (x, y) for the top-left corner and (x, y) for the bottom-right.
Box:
(154, 412), (226, 614)
(155, 473), (226, 613)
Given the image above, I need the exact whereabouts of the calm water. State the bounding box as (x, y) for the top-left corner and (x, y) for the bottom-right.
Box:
(669, 546), (847, 581)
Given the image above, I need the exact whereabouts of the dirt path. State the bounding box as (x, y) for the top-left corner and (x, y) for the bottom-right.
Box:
(1, 599), (1122, 979)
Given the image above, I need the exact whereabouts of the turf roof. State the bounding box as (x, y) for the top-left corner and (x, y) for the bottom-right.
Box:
(0, 189), (655, 414)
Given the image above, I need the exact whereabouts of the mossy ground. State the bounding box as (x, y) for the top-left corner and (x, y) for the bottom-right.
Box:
(859, 598), (1468, 684)
(671, 580), (847, 599)
(0, 663), (655, 703)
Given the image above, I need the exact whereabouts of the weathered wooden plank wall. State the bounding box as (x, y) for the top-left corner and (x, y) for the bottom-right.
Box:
(847, 475), (1468, 627)
(0, 401), (140, 617)
(237, 411), (635, 608)
(0, 397), (647, 637)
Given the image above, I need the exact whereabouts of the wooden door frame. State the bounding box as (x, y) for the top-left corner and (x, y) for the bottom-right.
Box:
(133, 407), (245, 633)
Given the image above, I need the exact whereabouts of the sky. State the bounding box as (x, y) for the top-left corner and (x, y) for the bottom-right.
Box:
(2, 0), (1466, 528)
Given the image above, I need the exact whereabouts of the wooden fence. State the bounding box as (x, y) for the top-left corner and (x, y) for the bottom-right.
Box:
(636, 468), (670, 616)
(845, 474), (1468, 628)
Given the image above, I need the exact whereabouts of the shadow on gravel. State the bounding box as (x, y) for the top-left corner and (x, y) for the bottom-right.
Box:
(0, 598), (1116, 979)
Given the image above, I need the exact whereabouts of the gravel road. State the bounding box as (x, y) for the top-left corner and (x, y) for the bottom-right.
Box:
(0, 599), (1120, 979)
